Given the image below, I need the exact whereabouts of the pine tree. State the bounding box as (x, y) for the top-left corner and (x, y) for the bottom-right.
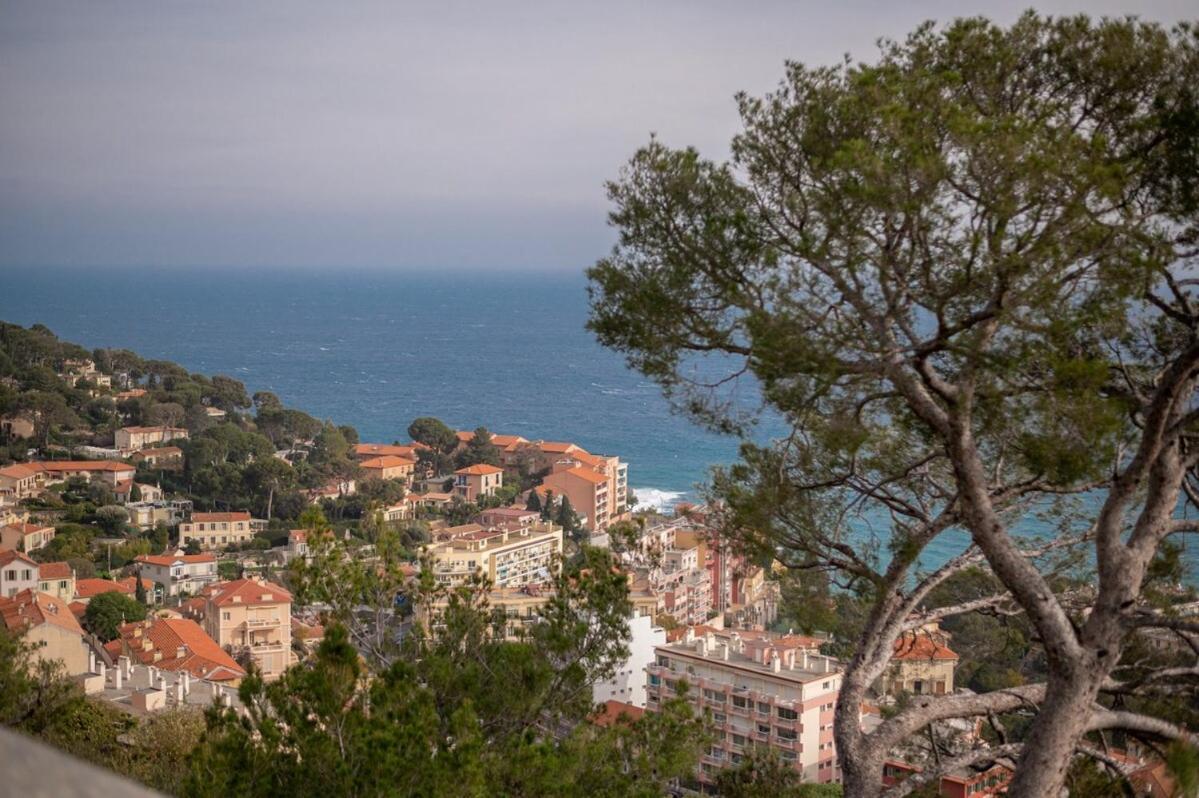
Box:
(525, 489), (542, 513)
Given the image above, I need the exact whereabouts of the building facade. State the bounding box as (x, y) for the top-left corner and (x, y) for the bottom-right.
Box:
(134, 553), (219, 597)
(201, 578), (293, 680)
(179, 511), (263, 549)
(427, 523), (562, 588)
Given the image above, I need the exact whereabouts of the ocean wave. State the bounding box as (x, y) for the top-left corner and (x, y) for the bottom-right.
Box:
(630, 487), (688, 512)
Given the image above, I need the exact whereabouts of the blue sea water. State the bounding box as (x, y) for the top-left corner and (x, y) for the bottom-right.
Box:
(1, 266), (1195, 582)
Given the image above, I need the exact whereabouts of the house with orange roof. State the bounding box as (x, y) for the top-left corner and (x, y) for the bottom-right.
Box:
(114, 388), (147, 401)
(359, 455), (416, 483)
(178, 511), (264, 550)
(130, 446), (183, 468)
(37, 562), (75, 602)
(114, 425), (188, 453)
(37, 460), (136, 487)
(0, 521), (55, 553)
(0, 589), (90, 674)
(201, 577), (293, 679)
(73, 577), (134, 604)
(0, 549), (39, 597)
(453, 463), (504, 502)
(113, 480), (163, 505)
(0, 462), (46, 500)
(879, 624), (960, 697)
(352, 442), (424, 460)
(541, 465), (610, 531)
(135, 552), (219, 597)
(109, 617), (245, 683)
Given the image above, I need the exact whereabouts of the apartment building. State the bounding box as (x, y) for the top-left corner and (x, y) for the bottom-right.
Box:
(647, 627), (842, 789)
(0, 522), (55, 553)
(134, 552), (219, 597)
(0, 549), (39, 597)
(427, 522), (562, 588)
(201, 578), (293, 680)
(453, 464), (503, 502)
(114, 425), (189, 453)
(179, 511), (264, 549)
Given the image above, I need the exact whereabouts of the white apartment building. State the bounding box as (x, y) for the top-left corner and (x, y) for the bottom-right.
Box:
(134, 552), (219, 597)
(594, 613), (666, 709)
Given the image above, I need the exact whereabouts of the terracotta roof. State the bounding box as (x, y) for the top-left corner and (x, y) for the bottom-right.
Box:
(289, 529), (307, 542)
(38, 562), (72, 580)
(206, 578), (292, 607)
(455, 430), (476, 442)
(38, 460), (133, 473)
(419, 492), (453, 501)
(570, 452), (608, 468)
(189, 511), (251, 522)
(892, 629), (959, 661)
(135, 553), (217, 567)
(2, 522), (54, 535)
(353, 443), (421, 458)
(0, 463), (42, 479)
(591, 700), (645, 728)
(489, 435), (528, 448)
(481, 507), (538, 518)
(68, 600), (87, 619)
(360, 455), (416, 469)
(116, 617), (245, 682)
(0, 549), (38, 569)
(455, 464), (503, 475)
(555, 466), (609, 485)
(537, 441), (583, 454)
(74, 578), (133, 599)
(0, 590), (85, 636)
(116, 575), (154, 593)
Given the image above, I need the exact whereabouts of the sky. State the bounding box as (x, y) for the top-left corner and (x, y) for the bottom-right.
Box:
(1, 0), (1194, 273)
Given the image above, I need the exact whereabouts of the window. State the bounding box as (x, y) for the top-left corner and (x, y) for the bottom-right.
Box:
(713, 712), (727, 723)
(822, 680), (831, 690)
(223, 612), (231, 621)
(648, 674), (661, 686)
(702, 689), (726, 703)
(756, 701), (770, 715)
(777, 706), (798, 720)
(757, 723), (771, 735)
(731, 734), (746, 747)
(776, 727), (797, 741)
(732, 695), (748, 709)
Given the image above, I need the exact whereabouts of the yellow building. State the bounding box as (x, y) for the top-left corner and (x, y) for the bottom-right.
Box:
(179, 511), (263, 549)
(453, 464), (503, 502)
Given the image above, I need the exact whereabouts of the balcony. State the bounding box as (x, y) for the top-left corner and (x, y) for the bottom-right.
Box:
(245, 617), (279, 628)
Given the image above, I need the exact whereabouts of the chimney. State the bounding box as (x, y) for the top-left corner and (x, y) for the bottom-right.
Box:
(176, 645), (187, 660)
(801, 650), (809, 670)
(784, 649), (796, 669)
(87, 649), (96, 673)
(823, 657), (832, 673)
(696, 637), (707, 657)
(113, 667), (123, 689)
(771, 651), (781, 673)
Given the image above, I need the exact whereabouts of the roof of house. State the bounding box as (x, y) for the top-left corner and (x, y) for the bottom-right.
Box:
(0, 549), (38, 569)
(488, 435), (528, 449)
(188, 511), (251, 522)
(205, 577), (292, 607)
(2, 522), (54, 535)
(0, 590), (85, 636)
(116, 617), (245, 682)
(0, 463), (42, 479)
(38, 460), (133, 473)
(116, 575), (154, 593)
(591, 700), (645, 728)
(74, 578), (133, 599)
(536, 441), (583, 454)
(360, 455), (416, 469)
(38, 562), (72, 580)
(419, 492), (454, 501)
(551, 466), (609, 485)
(481, 507), (538, 518)
(455, 464), (503, 475)
(892, 629), (959, 661)
(135, 553), (217, 568)
(353, 443), (422, 458)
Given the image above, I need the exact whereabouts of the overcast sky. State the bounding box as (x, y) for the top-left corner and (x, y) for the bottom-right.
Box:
(1, 1), (1193, 273)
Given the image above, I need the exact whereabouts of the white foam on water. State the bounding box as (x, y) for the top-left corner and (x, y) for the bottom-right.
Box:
(630, 487), (688, 513)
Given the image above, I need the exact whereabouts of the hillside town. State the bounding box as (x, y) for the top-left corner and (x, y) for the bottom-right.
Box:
(1, 323), (1189, 797)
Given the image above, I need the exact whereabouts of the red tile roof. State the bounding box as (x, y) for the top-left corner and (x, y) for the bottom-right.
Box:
(38, 460), (134, 473)
(189, 511), (251, 522)
(0, 590), (84, 636)
(116, 617), (245, 682)
(591, 700), (645, 728)
(0, 549), (38, 569)
(206, 577), (292, 607)
(892, 629), (959, 661)
(537, 441), (583, 454)
(74, 578), (133, 599)
(353, 443), (422, 458)
(38, 561), (72, 580)
(555, 466), (609, 485)
(455, 464), (503, 475)
(360, 455), (416, 469)
(136, 553), (216, 567)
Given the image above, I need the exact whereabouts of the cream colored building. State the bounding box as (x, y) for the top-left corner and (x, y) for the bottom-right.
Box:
(0, 522), (55, 553)
(201, 578), (293, 680)
(179, 511), (264, 549)
(0, 589), (90, 675)
(115, 425), (189, 453)
(879, 626), (958, 697)
(134, 552), (219, 597)
(360, 455), (416, 483)
(37, 562), (75, 602)
(453, 464), (503, 502)
(427, 522), (562, 588)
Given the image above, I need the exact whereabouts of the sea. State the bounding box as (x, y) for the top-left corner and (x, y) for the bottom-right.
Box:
(1, 266), (1195, 582)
